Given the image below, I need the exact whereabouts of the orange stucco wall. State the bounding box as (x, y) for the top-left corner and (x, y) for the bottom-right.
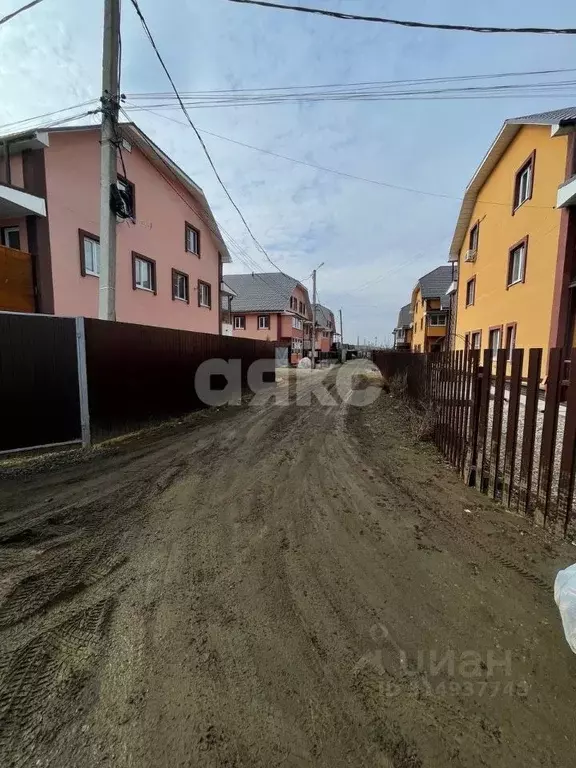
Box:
(455, 125), (568, 374)
(411, 288), (425, 351)
(44, 131), (220, 334)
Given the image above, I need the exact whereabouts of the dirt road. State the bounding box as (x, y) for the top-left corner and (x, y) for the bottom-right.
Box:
(1, 363), (576, 768)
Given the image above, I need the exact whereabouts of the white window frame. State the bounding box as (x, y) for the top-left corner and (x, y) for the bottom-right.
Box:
(489, 328), (501, 353)
(292, 316), (303, 330)
(186, 224), (200, 255)
(234, 315), (245, 330)
(516, 165), (532, 208)
(173, 271), (189, 302)
(471, 332), (481, 350)
(82, 235), (100, 276)
(508, 244), (525, 286)
(505, 325), (516, 362)
(134, 256), (154, 291)
(428, 314), (447, 327)
(198, 281), (211, 308)
(396, 329), (405, 341)
(258, 314), (269, 330)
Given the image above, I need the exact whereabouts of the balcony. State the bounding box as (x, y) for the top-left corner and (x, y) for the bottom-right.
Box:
(0, 183), (46, 219)
(557, 174), (576, 209)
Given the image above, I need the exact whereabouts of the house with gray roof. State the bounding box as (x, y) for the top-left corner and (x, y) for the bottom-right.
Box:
(410, 265), (453, 353)
(224, 272), (312, 363)
(393, 303), (412, 350)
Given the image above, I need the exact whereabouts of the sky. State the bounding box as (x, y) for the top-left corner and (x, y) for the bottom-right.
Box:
(2, 0), (576, 344)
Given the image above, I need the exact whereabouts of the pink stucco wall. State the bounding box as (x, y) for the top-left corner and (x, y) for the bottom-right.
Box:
(44, 130), (220, 333)
(231, 311), (279, 341)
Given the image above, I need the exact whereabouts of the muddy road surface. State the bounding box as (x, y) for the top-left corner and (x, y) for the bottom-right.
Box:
(1, 363), (576, 768)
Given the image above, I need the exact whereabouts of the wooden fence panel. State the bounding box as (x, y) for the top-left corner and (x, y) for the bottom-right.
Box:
(538, 348), (563, 525)
(559, 349), (576, 537)
(517, 348), (542, 517)
(0, 246), (35, 313)
(476, 350), (493, 492)
(502, 348), (524, 507)
(489, 349), (507, 499)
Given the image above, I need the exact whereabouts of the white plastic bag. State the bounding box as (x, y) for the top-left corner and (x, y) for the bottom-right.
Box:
(554, 564), (576, 654)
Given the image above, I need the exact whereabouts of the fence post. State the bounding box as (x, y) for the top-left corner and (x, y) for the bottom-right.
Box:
(75, 316), (91, 448)
(467, 360), (483, 486)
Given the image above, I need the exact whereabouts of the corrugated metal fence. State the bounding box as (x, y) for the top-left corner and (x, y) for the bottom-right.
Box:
(373, 348), (576, 539)
(0, 313), (276, 453)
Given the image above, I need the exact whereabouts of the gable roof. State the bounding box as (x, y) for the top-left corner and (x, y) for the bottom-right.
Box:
(225, 272), (306, 312)
(449, 106), (576, 261)
(314, 304), (334, 329)
(0, 120), (231, 263)
(396, 304), (411, 329)
(415, 266), (453, 309)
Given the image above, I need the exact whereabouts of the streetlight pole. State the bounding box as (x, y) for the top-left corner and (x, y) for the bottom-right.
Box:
(310, 261), (324, 369)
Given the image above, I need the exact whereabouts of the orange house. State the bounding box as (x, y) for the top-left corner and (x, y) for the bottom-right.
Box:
(409, 266), (453, 353)
(224, 272), (311, 364)
(450, 106), (576, 375)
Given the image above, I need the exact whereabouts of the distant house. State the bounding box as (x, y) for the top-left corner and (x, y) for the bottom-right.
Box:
(313, 304), (337, 353)
(393, 304), (412, 350)
(449, 106), (576, 375)
(224, 272), (311, 364)
(0, 122), (230, 333)
(410, 266), (453, 353)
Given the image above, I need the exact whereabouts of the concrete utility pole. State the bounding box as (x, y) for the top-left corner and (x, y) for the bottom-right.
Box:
(339, 308), (344, 362)
(310, 262), (325, 369)
(311, 269), (317, 369)
(98, 0), (121, 321)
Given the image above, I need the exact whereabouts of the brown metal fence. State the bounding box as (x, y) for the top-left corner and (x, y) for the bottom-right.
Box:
(373, 348), (576, 538)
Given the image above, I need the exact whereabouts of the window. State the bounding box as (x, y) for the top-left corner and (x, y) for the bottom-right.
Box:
(1, 226), (21, 250)
(488, 327), (501, 355)
(298, 301), (304, 315)
(290, 296), (298, 311)
(469, 222), (479, 253)
(513, 153), (534, 210)
(465, 277), (476, 307)
(234, 315), (245, 329)
(508, 240), (527, 286)
(505, 324), (516, 362)
(420, 318), (423, 330)
(172, 269), (189, 302)
(292, 316), (303, 330)
(185, 223), (200, 255)
(198, 280), (211, 308)
(132, 253), (156, 292)
(80, 231), (100, 276)
(471, 331), (481, 350)
(258, 315), (270, 330)
(428, 314), (447, 327)
(464, 332), (471, 349)
(116, 175), (135, 219)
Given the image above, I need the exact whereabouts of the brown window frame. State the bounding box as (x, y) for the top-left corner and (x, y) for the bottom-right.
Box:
(198, 279), (212, 309)
(132, 251), (157, 294)
(171, 268), (190, 303)
(257, 314), (270, 330)
(470, 330), (482, 351)
(233, 315), (246, 330)
(78, 229), (100, 277)
(465, 276), (476, 307)
(469, 221), (480, 252)
(117, 174), (136, 218)
(185, 222), (201, 256)
(506, 236), (528, 288)
(504, 322), (517, 363)
(512, 151), (535, 213)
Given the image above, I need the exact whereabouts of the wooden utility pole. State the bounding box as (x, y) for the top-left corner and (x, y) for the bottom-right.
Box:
(98, 0), (121, 321)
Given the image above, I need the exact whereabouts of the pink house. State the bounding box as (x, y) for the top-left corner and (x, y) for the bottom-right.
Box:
(0, 122), (230, 333)
(313, 304), (337, 353)
(223, 273), (311, 364)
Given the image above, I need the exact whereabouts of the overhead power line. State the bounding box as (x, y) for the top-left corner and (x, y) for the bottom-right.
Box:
(227, 0), (576, 35)
(129, 0), (291, 281)
(0, 100), (99, 135)
(0, 0), (44, 27)
(126, 104), (555, 210)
